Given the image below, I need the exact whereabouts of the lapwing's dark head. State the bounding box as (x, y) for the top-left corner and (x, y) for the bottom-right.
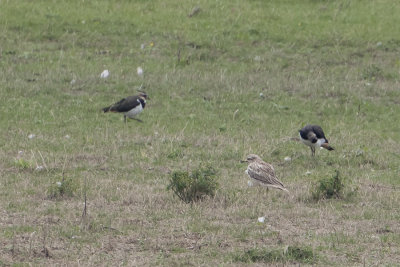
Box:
(241, 154), (262, 163)
(307, 132), (318, 143)
(138, 91), (149, 100)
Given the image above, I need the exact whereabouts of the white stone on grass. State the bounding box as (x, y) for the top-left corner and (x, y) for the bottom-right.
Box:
(137, 67), (144, 76)
(35, 166), (44, 171)
(100, 70), (109, 78)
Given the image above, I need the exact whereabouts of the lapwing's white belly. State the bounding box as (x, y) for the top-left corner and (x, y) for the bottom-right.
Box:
(299, 133), (326, 148)
(124, 105), (143, 118)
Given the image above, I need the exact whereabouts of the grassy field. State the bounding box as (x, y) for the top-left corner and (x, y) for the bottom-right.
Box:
(1, 0), (400, 265)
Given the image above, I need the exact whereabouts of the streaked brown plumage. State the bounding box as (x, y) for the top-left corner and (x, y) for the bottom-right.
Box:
(243, 154), (289, 193)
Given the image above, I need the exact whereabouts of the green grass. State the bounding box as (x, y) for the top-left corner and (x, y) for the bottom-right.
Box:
(1, 0), (400, 265)
(233, 245), (316, 264)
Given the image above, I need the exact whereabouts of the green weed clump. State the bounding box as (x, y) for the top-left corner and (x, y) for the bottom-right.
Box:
(233, 246), (315, 264)
(48, 178), (79, 199)
(362, 64), (384, 80)
(167, 165), (218, 203)
(312, 170), (344, 200)
(14, 158), (34, 169)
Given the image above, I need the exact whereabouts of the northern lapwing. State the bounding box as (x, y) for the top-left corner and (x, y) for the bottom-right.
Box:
(242, 154), (289, 193)
(102, 92), (149, 123)
(299, 124), (334, 156)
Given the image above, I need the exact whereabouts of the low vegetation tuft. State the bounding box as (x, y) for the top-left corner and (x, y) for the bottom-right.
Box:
(48, 178), (79, 199)
(167, 165), (218, 203)
(233, 245), (316, 264)
(312, 170), (344, 200)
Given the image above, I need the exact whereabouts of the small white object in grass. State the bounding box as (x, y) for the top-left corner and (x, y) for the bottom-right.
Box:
(18, 150), (24, 155)
(81, 20), (86, 24)
(70, 79), (76, 85)
(28, 134), (35, 139)
(233, 109), (239, 120)
(376, 42), (382, 47)
(65, 135), (70, 139)
(305, 171), (312, 175)
(259, 92), (264, 98)
(284, 156), (291, 162)
(365, 82), (372, 86)
(254, 55), (261, 61)
(56, 181), (62, 187)
(100, 69), (109, 78)
(283, 245), (289, 254)
(355, 149), (363, 156)
(258, 217), (265, 223)
(140, 44), (145, 50)
(35, 165), (44, 171)
(137, 67), (144, 76)
(247, 180), (254, 187)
